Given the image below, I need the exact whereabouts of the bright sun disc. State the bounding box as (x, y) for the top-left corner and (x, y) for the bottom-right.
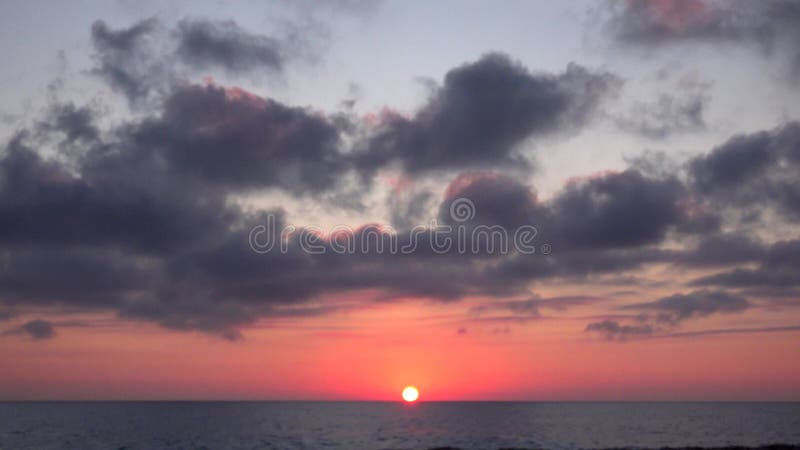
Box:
(402, 386), (419, 402)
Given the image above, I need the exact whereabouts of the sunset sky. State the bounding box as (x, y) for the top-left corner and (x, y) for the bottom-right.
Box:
(1, 0), (800, 401)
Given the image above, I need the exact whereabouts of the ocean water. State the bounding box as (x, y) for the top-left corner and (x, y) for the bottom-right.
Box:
(1, 402), (799, 450)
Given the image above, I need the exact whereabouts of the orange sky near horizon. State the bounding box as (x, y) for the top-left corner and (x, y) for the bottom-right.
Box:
(2, 297), (799, 401)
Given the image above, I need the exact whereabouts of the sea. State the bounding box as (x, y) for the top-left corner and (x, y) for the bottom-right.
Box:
(1, 402), (799, 450)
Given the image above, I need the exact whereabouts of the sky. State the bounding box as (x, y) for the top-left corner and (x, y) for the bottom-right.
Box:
(1, 0), (800, 401)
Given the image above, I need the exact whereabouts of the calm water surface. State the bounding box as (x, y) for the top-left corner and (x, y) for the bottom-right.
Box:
(1, 402), (799, 449)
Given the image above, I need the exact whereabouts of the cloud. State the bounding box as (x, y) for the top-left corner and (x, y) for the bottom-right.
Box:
(125, 83), (348, 193)
(614, 90), (708, 139)
(585, 319), (654, 340)
(0, 133), (235, 253)
(690, 129), (779, 191)
(0, 248), (150, 307)
(440, 169), (688, 250)
(0, 308), (17, 321)
(90, 18), (166, 102)
(435, 171), (686, 284)
(587, 320), (800, 341)
(174, 19), (287, 74)
(38, 103), (100, 144)
(550, 170), (686, 249)
(4, 16), (800, 341)
(602, 0), (800, 81)
(86, 26), (626, 189)
(2, 79), (772, 340)
(688, 121), (800, 219)
(2, 319), (56, 340)
(677, 233), (766, 267)
(1, 100), (792, 339)
(622, 289), (750, 325)
(471, 295), (603, 319)
(0, 44), (602, 337)
(586, 289), (751, 341)
(0, 134), (690, 338)
(90, 17), (309, 103)
(691, 239), (800, 291)
(353, 53), (621, 174)
(659, 324), (800, 339)
(388, 188), (434, 230)
(439, 172), (546, 230)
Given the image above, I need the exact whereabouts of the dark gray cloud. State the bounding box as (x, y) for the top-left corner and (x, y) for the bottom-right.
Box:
(11, 45), (621, 338)
(438, 171), (681, 282)
(585, 319), (654, 340)
(0, 153), (530, 338)
(588, 321), (800, 341)
(91, 17), (305, 103)
(89, 26), (624, 183)
(658, 324), (800, 339)
(175, 19), (286, 74)
(2, 319), (56, 340)
(1, 108), (793, 340)
(550, 170), (686, 249)
(438, 172), (546, 230)
(430, 171), (693, 289)
(691, 239), (800, 291)
(471, 295), (603, 319)
(38, 103), (100, 144)
(5, 93), (791, 340)
(688, 121), (800, 219)
(353, 53), (621, 174)
(4, 16), (800, 342)
(622, 289), (750, 325)
(20, 320), (56, 339)
(125, 83), (348, 193)
(0, 135), (697, 339)
(0, 134), (235, 253)
(677, 234), (766, 267)
(586, 290), (750, 340)
(690, 130), (778, 191)
(91, 18), (159, 51)
(0, 248), (150, 308)
(603, 0), (800, 80)
(91, 18), (166, 102)
(584, 290), (751, 341)
(440, 170), (688, 251)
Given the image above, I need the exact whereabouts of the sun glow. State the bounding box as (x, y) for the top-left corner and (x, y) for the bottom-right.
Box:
(402, 386), (419, 402)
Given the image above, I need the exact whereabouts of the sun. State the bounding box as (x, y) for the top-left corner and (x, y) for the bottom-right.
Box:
(401, 386), (419, 402)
